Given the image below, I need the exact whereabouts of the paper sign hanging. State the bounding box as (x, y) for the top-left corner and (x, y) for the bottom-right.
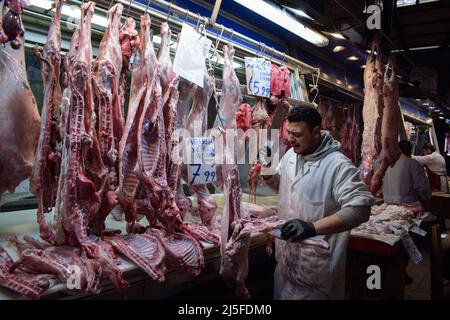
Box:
(244, 57), (271, 97)
(173, 23), (212, 88)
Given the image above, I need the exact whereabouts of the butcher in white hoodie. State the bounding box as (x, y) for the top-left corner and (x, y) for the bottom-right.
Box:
(262, 105), (374, 300)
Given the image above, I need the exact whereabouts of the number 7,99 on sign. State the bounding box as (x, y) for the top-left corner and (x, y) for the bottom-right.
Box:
(189, 164), (216, 185)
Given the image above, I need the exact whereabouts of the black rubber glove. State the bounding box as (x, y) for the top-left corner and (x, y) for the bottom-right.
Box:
(280, 219), (316, 242)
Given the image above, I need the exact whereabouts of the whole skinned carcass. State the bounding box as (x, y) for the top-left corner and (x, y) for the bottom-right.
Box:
(369, 57), (401, 194)
(216, 44), (251, 299)
(174, 78), (197, 219)
(184, 71), (218, 227)
(29, 0), (64, 244)
(0, 8), (40, 200)
(54, 2), (110, 259)
(359, 40), (384, 187)
(133, 20), (204, 276)
(117, 14), (156, 228)
(91, 3), (124, 235)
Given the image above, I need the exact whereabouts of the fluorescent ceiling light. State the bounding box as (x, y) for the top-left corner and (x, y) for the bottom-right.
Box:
(347, 56), (359, 61)
(391, 45), (440, 53)
(328, 32), (346, 40)
(29, 0), (52, 10)
(30, 0), (108, 28)
(217, 56), (243, 70)
(153, 35), (178, 49)
(233, 0), (328, 47)
(282, 5), (314, 20)
(439, 116), (444, 119)
(333, 46), (345, 53)
(361, 65), (366, 69)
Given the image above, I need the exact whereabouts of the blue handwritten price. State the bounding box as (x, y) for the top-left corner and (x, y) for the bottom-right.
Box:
(245, 57), (271, 98)
(189, 164), (216, 184)
(187, 137), (216, 185)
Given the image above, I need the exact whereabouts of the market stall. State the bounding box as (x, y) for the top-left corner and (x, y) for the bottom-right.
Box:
(1, 0), (449, 301)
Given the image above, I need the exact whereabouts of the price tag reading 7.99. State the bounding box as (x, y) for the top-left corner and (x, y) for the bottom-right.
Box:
(186, 137), (216, 185)
(245, 57), (271, 98)
(189, 164), (216, 184)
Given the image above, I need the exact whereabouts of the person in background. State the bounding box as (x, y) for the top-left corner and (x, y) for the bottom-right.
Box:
(413, 143), (449, 193)
(382, 140), (432, 206)
(382, 140), (432, 285)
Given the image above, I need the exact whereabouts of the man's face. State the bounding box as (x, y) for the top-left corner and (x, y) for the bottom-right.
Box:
(286, 121), (321, 155)
(424, 148), (432, 155)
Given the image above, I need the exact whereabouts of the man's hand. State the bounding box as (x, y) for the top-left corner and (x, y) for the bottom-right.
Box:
(280, 219), (316, 242)
(258, 145), (271, 167)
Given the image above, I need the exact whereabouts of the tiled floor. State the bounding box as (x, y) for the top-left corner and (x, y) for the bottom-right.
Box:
(405, 248), (450, 300)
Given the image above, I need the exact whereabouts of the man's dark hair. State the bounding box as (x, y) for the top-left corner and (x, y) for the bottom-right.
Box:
(398, 140), (413, 157)
(423, 142), (436, 152)
(287, 105), (321, 130)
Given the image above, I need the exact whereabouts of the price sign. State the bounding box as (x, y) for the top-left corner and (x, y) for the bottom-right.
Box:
(186, 137), (216, 185)
(245, 57), (271, 98)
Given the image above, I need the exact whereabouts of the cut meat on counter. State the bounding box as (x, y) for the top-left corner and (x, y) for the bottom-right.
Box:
(0, 244), (56, 300)
(0, 17), (40, 200)
(8, 235), (127, 294)
(106, 233), (166, 282)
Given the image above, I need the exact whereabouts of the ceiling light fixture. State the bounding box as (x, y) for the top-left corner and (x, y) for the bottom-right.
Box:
(347, 56), (359, 61)
(282, 5), (314, 20)
(233, 0), (329, 47)
(333, 46), (346, 53)
(326, 32), (346, 40)
(30, 0), (108, 27)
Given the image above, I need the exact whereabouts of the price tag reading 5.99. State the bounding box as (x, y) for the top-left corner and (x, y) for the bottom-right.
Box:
(245, 57), (271, 98)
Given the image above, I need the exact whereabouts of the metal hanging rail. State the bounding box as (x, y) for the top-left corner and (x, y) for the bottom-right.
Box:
(102, 0), (320, 75)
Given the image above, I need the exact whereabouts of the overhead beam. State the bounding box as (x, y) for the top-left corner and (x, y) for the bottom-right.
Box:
(208, 0), (222, 26)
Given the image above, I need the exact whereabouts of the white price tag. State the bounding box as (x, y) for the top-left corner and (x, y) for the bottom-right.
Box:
(186, 137), (216, 185)
(173, 23), (212, 88)
(410, 226), (427, 237)
(400, 231), (423, 264)
(245, 57), (271, 97)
